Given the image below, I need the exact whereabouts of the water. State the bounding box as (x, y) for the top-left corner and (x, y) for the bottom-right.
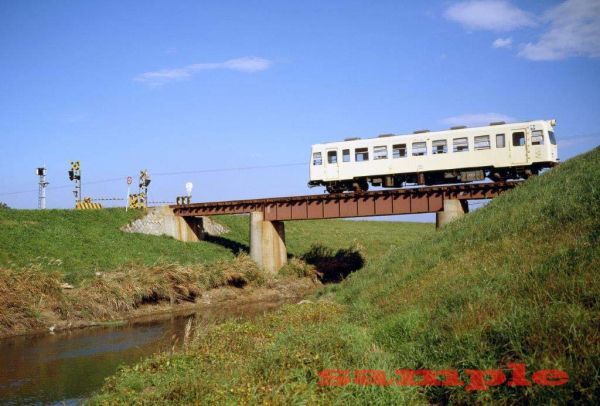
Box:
(0, 299), (297, 405)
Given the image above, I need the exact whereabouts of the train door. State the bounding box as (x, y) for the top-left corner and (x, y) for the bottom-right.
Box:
(510, 128), (529, 165)
(324, 149), (339, 180)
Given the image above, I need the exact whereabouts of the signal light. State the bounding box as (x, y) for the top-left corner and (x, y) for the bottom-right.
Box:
(68, 170), (80, 181)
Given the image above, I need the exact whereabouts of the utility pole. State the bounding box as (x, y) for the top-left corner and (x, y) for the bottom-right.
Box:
(68, 161), (81, 204)
(36, 167), (49, 209)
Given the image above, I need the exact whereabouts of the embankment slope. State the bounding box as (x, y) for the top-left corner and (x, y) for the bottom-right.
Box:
(0, 207), (431, 337)
(92, 147), (599, 404)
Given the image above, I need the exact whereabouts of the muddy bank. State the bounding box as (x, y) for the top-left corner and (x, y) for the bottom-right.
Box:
(0, 293), (311, 405)
(0, 255), (319, 339)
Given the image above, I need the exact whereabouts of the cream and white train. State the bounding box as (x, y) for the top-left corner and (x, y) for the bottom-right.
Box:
(308, 119), (558, 193)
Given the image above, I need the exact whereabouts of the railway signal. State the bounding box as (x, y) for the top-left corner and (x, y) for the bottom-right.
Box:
(36, 167), (49, 209)
(68, 161), (81, 203)
(137, 169), (151, 209)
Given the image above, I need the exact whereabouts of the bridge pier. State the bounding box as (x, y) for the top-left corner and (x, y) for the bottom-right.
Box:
(436, 199), (469, 228)
(249, 211), (287, 274)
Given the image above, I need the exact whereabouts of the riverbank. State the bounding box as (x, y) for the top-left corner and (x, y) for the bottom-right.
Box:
(0, 292), (312, 405)
(0, 254), (320, 338)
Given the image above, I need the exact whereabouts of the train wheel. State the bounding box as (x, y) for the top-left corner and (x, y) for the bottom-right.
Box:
(326, 184), (344, 194)
(352, 180), (369, 193)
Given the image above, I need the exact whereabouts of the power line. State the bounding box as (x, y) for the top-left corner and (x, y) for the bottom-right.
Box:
(0, 162), (307, 197)
(152, 162), (306, 177)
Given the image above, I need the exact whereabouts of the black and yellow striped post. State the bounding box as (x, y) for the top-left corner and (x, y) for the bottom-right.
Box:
(128, 193), (145, 209)
(75, 197), (102, 210)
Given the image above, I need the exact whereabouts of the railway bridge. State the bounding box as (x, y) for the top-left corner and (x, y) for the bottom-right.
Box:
(170, 181), (521, 273)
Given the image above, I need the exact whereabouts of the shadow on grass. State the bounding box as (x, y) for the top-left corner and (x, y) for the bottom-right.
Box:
(203, 235), (250, 255)
(301, 244), (364, 283)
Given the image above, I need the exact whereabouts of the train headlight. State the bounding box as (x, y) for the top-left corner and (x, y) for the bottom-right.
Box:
(549, 119), (556, 127)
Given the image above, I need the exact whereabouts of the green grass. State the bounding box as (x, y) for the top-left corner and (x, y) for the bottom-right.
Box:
(0, 209), (231, 284)
(0, 208), (432, 284)
(91, 147), (599, 404)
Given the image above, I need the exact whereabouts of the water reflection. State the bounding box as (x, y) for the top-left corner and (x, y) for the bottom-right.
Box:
(0, 298), (297, 405)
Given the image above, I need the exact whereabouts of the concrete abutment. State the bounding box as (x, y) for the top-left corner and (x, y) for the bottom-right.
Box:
(436, 199), (469, 228)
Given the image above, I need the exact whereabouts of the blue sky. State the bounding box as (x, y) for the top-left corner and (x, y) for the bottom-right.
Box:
(1, 0), (599, 219)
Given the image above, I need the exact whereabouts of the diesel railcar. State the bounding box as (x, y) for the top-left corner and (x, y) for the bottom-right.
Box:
(308, 119), (558, 193)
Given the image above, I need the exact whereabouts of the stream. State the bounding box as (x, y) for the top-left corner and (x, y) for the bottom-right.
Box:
(0, 298), (299, 405)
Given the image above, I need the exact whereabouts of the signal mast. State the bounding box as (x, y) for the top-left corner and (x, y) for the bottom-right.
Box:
(36, 167), (49, 209)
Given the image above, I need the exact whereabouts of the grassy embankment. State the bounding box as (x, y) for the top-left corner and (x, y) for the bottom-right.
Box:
(92, 148), (599, 404)
(0, 207), (431, 336)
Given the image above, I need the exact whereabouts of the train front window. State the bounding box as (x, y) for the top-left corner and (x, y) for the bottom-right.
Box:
(412, 142), (427, 156)
(342, 149), (350, 162)
(327, 151), (337, 164)
(532, 130), (544, 145)
(312, 152), (322, 166)
(393, 144), (406, 158)
(512, 132), (525, 146)
(355, 148), (369, 162)
(474, 135), (491, 150)
(374, 146), (388, 160)
(432, 139), (447, 154)
(549, 131), (556, 145)
(496, 134), (505, 148)
(453, 137), (469, 152)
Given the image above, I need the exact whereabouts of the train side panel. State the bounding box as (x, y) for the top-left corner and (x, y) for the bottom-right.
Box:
(309, 120), (558, 188)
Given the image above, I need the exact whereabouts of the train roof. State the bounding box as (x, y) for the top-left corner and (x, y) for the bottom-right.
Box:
(312, 119), (555, 148)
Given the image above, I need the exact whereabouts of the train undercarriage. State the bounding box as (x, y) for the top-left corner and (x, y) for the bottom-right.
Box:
(311, 163), (555, 194)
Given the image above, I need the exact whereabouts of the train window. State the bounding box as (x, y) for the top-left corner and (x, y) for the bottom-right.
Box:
(327, 151), (338, 164)
(312, 152), (322, 166)
(374, 146), (388, 160)
(496, 134), (505, 148)
(355, 148), (369, 162)
(453, 137), (469, 152)
(474, 135), (491, 150)
(549, 131), (556, 145)
(432, 139), (447, 154)
(343, 149), (351, 162)
(532, 130), (544, 145)
(412, 142), (427, 156)
(393, 144), (407, 158)
(512, 132), (525, 146)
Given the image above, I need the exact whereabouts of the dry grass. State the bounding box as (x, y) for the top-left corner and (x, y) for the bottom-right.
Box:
(0, 254), (269, 337)
(0, 266), (67, 334)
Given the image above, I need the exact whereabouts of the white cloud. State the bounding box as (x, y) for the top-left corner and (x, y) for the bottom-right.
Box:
(519, 0), (600, 61)
(442, 113), (515, 128)
(444, 0), (535, 31)
(135, 57), (272, 85)
(492, 37), (512, 48)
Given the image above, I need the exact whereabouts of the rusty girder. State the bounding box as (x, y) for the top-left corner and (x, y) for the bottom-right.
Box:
(170, 181), (521, 220)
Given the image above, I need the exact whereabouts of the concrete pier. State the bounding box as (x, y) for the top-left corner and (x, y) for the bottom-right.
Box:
(249, 211), (287, 274)
(436, 199), (469, 228)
